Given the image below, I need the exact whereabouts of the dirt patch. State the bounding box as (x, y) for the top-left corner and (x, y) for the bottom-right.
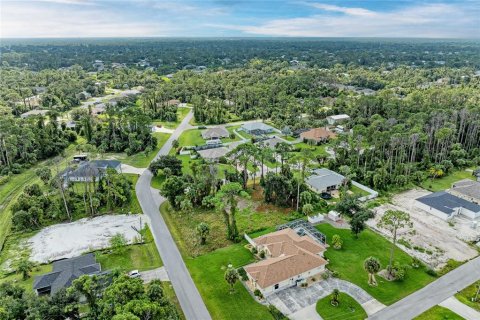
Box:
(28, 214), (145, 263)
(368, 188), (478, 269)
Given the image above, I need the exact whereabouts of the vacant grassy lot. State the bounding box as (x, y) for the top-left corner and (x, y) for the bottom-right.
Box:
(316, 292), (367, 320)
(96, 228), (162, 272)
(414, 306), (464, 320)
(153, 107), (191, 129)
(178, 129), (205, 147)
(160, 200), (294, 257)
(294, 142), (330, 157)
(316, 224), (436, 305)
(120, 132), (170, 168)
(185, 243), (272, 320)
(455, 282), (480, 312)
(419, 169), (475, 192)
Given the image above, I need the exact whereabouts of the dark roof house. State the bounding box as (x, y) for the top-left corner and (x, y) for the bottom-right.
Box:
(416, 191), (480, 220)
(33, 253), (104, 295)
(64, 160), (121, 182)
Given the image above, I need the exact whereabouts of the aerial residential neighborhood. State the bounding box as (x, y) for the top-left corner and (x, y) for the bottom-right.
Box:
(1, 1), (480, 320)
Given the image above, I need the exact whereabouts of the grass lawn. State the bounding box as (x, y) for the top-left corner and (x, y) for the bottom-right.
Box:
(227, 125), (252, 140)
(160, 200), (295, 257)
(419, 170), (475, 192)
(120, 132), (170, 168)
(185, 244), (272, 320)
(455, 282), (480, 312)
(414, 306), (464, 320)
(294, 142), (329, 157)
(96, 228), (162, 272)
(316, 224), (436, 305)
(349, 184), (370, 197)
(153, 107), (190, 129)
(316, 292), (367, 320)
(178, 129), (205, 147)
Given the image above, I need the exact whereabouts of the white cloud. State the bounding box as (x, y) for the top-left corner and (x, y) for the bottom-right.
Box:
(216, 3), (479, 38)
(0, 1), (173, 37)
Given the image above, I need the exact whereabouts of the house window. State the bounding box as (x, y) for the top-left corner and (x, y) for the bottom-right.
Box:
(274, 284), (279, 290)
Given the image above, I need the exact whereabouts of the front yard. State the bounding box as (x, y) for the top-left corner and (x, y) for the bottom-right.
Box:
(455, 282), (480, 312)
(316, 292), (367, 320)
(316, 224), (437, 305)
(414, 306), (464, 320)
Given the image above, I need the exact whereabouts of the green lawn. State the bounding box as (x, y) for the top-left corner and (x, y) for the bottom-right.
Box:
(96, 228), (162, 272)
(316, 224), (436, 305)
(120, 132), (170, 168)
(153, 107), (190, 129)
(414, 306), (464, 320)
(316, 292), (367, 320)
(419, 170), (475, 192)
(455, 282), (480, 312)
(294, 142), (329, 157)
(177, 129), (205, 147)
(185, 244), (272, 320)
(350, 185), (370, 197)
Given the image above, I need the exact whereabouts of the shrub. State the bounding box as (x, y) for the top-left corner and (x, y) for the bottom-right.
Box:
(411, 257), (422, 269)
(268, 305), (287, 320)
(237, 267), (248, 281)
(331, 234), (343, 250)
(259, 250), (266, 259)
(254, 289), (263, 299)
(251, 247), (258, 254)
(321, 272), (330, 280)
(425, 268), (438, 277)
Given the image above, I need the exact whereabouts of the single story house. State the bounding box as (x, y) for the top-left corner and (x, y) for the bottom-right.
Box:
(91, 103), (106, 115)
(167, 99), (181, 106)
(326, 114), (350, 125)
(300, 127), (336, 143)
(244, 228), (327, 296)
(33, 253), (104, 296)
(197, 147), (229, 162)
(241, 122), (275, 136)
(256, 137), (284, 149)
(76, 91), (92, 101)
(415, 191), (480, 221)
(306, 168), (346, 193)
(64, 160), (121, 182)
(202, 127), (229, 140)
(65, 121), (77, 129)
(449, 179), (480, 205)
(20, 109), (49, 119)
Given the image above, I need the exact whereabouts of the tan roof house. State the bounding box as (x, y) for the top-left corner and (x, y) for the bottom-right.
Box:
(300, 128), (336, 143)
(166, 99), (181, 106)
(244, 228), (327, 296)
(201, 127), (229, 140)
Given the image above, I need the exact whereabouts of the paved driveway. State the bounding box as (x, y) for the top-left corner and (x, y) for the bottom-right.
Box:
(140, 267), (169, 283)
(267, 278), (384, 317)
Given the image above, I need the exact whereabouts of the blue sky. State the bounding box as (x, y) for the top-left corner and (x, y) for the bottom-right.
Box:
(1, 0), (479, 38)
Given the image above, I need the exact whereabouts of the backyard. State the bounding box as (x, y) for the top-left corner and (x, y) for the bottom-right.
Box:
(316, 224), (437, 305)
(419, 169), (475, 192)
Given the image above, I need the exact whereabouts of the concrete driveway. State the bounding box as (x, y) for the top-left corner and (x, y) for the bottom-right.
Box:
(267, 278), (385, 318)
(140, 266), (169, 283)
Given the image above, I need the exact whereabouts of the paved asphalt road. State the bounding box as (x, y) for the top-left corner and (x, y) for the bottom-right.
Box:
(136, 111), (211, 320)
(369, 256), (480, 320)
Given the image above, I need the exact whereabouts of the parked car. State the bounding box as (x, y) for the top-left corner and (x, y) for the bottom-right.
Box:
(320, 192), (332, 200)
(128, 270), (140, 278)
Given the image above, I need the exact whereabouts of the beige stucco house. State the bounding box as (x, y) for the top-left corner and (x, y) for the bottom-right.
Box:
(244, 228), (327, 296)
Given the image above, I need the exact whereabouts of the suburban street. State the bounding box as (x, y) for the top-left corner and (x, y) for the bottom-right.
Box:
(369, 256), (480, 320)
(136, 110), (212, 320)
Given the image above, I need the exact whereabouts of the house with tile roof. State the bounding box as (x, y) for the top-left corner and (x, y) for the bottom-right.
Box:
(244, 228), (327, 296)
(201, 126), (229, 140)
(300, 127), (336, 143)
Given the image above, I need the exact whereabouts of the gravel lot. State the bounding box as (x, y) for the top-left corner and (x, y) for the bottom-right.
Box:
(28, 214), (145, 263)
(368, 188), (478, 268)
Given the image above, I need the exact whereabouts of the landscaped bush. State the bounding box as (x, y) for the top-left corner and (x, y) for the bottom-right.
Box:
(425, 268), (438, 277)
(259, 250), (265, 258)
(254, 289), (263, 299)
(238, 267), (248, 281)
(268, 305), (287, 320)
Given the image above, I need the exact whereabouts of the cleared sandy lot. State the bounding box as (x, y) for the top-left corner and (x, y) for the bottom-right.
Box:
(368, 189), (478, 269)
(28, 214), (146, 263)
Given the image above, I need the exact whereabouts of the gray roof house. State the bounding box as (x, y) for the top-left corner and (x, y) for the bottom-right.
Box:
(416, 191), (480, 220)
(449, 179), (480, 205)
(241, 122), (275, 135)
(33, 253), (104, 295)
(306, 168), (346, 193)
(197, 147), (229, 162)
(20, 109), (49, 119)
(64, 160), (121, 182)
(202, 127), (229, 140)
(256, 137), (284, 149)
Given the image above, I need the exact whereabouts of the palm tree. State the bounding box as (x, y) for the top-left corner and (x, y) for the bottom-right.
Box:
(330, 289), (340, 306)
(17, 259), (34, 280)
(224, 266), (238, 294)
(364, 257), (381, 286)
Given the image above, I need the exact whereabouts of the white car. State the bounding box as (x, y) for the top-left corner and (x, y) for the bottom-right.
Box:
(128, 270), (140, 278)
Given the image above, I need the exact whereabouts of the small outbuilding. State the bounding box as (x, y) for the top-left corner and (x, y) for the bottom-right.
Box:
(326, 114), (350, 125)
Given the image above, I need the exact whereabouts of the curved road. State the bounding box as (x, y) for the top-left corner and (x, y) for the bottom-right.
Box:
(136, 111), (212, 320)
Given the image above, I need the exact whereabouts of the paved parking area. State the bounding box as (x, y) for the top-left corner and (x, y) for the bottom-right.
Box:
(140, 266), (169, 283)
(266, 278), (383, 316)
